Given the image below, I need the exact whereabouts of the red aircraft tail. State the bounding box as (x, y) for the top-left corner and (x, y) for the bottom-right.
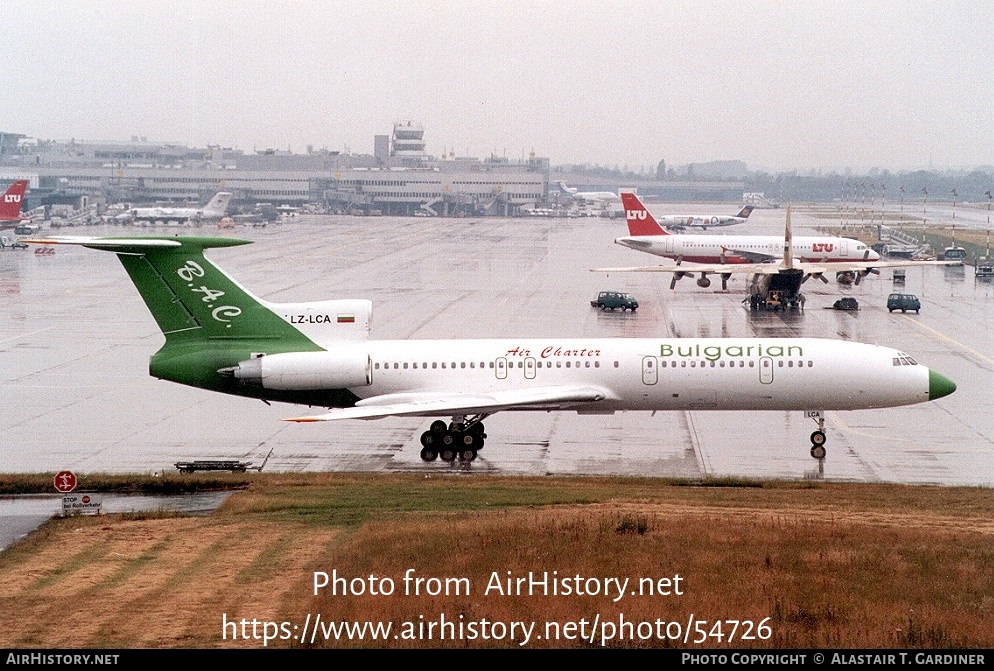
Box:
(0, 180), (28, 221)
(620, 192), (668, 236)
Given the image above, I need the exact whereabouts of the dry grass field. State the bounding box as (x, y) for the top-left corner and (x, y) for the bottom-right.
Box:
(1, 473), (993, 649)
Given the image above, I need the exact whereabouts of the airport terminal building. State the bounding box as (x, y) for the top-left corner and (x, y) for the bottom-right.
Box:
(0, 124), (744, 216)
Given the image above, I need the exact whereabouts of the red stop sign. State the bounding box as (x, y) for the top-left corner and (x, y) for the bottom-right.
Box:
(54, 470), (77, 493)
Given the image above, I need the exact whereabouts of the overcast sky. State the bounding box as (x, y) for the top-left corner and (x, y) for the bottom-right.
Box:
(8, 1), (993, 172)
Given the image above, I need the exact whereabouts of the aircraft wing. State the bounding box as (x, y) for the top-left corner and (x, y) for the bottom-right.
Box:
(285, 385), (617, 422)
(591, 261), (785, 275)
(592, 258), (963, 276)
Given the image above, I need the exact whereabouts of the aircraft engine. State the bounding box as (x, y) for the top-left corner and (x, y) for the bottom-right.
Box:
(854, 268), (879, 285)
(229, 350), (371, 390)
(670, 271), (692, 290)
(696, 275), (712, 288)
(836, 271), (856, 285)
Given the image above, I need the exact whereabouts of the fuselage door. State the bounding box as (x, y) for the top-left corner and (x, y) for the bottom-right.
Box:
(664, 237), (675, 255)
(495, 357), (508, 380)
(524, 357), (536, 379)
(759, 356), (774, 384)
(839, 238), (848, 257)
(641, 356), (658, 385)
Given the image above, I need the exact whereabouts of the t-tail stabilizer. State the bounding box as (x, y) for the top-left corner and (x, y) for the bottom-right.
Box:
(23, 235), (366, 407)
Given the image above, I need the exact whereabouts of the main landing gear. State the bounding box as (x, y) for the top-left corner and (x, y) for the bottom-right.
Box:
(807, 411), (827, 460)
(419, 415), (489, 463)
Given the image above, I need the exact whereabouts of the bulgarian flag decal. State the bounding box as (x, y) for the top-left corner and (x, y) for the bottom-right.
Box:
(337, 314), (355, 323)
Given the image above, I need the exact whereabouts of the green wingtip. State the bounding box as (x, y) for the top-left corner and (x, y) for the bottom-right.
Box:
(928, 369), (957, 400)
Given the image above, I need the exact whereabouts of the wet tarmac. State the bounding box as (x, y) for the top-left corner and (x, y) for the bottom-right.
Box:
(1, 210), (990, 485)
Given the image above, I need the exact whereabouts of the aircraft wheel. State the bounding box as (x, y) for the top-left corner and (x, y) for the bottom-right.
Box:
(459, 449), (477, 462)
(810, 444), (826, 460)
(810, 430), (827, 447)
(441, 431), (458, 448)
(420, 446), (438, 462)
(469, 422), (485, 436)
(430, 420), (447, 434)
(419, 431), (436, 448)
(458, 432), (475, 448)
(440, 448), (457, 462)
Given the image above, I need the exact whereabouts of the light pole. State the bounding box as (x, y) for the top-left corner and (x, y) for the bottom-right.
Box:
(951, 189), (958, 220)
(899, 185), (905, 234)
(879, 183), (886, 239)
(922, 187), (928, 227)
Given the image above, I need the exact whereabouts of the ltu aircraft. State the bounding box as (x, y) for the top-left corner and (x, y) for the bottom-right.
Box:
(601, 192), (955, 297)
(129, 191), (233, 224)
(26, 235), (955, 462)
(0, 180), (29, 230)
(652, 203), (755, 230)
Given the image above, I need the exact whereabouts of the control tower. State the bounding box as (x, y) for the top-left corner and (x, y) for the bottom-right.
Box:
(391, 121), (426, 157)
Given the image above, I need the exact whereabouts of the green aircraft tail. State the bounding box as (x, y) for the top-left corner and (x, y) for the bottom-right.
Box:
(42, 236), (356, 405)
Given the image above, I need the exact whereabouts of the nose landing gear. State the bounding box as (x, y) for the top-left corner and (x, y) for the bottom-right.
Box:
(807, 410), (827, 460)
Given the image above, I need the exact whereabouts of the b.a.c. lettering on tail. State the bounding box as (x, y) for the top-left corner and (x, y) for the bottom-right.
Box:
(0, 180), (29, 222)
(620, 192), (668, 237)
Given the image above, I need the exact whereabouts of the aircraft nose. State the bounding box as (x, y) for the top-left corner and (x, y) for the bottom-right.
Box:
(928, 369), (957, 400)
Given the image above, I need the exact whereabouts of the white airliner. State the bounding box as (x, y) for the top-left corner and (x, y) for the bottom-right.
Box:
(599, 192), (956, 297)
(0, 180), (30, 230)
(651, 202), (755, 230)
(556, 181), (619, 203)
(129, 192), (233, 224)
(25, 235), (956, 463)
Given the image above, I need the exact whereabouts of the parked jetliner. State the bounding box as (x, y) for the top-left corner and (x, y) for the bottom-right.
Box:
(129, 191), (233, 225)
(599, 193), (957, 304)
(0, 180), (30, 230)
(556, 181), (619, 203)
(25, 235), (955, 463)
(652, 203), (755, 230)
